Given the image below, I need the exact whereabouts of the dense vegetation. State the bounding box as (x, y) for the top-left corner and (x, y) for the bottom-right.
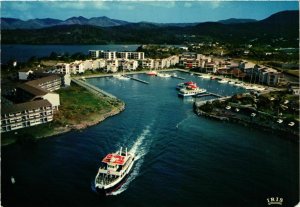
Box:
(2, 11), (298, 47)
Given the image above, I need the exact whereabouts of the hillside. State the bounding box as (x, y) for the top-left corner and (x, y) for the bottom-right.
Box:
(1, 10), (298, 46)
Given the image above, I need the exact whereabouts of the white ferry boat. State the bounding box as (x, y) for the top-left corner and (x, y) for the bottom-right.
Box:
(176, 81), (195, 90)
(178, 84), (207, 97)
(94, 147), (135, 195)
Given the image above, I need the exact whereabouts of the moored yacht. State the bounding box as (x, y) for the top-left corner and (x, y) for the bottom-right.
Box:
(157, 73), (171, 78)
(147, 70), (157, 76)
(94, 147), (135, 195)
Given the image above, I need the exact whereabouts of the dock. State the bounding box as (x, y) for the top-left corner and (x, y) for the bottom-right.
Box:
(123, 75), (149, 84)
(195, 92), (223, 98)
(72, 78), (117, 99)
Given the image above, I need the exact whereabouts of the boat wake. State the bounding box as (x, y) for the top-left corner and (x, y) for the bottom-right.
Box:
(109, 125), (152, 196)
(176, 113), (195, 129)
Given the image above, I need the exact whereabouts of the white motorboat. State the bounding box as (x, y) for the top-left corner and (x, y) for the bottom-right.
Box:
(157, 73), (171, 78)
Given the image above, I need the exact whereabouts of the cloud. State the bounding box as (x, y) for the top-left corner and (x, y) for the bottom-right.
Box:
(209, 1), (222, 9)
(183, 2), (193, 8)
(140, 1), (176, 8)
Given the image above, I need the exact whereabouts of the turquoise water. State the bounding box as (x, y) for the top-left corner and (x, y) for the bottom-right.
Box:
(2, 71), (299, 207)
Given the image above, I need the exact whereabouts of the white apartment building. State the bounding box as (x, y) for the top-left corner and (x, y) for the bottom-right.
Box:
(70, 61), (84, 74)
(89, 50), (103, 58)
(25, 75), (62, 92)
(93, 59), (107, 69)
(1, 99), (54, 133)
(105, 59), (119, 73)
(140, 59), (154, 69)
(122, 60), (138, 71)
(55, 63), (71, 74)
(101, 51), (117, 60)
(83, 60), (94, 71)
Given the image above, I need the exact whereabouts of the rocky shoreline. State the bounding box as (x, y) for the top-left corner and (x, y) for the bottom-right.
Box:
(40, 102), (125, 138)
(193, 103), (299, 142)
(1, 102), (125, 146)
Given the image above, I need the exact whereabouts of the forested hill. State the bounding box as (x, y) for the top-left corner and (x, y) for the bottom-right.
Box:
(1, 10), (298, 46)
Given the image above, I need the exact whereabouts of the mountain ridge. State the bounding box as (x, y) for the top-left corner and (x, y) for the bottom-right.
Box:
(1, 10), (298, 46)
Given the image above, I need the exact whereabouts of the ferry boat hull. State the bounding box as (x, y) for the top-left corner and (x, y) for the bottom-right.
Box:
(94, 149), (135, 196)
(95, 169), (131, 196)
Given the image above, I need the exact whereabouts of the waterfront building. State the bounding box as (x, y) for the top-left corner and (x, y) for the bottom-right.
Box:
(101, 51), (117, 60)
(122, 60), (138, 71)
(25, 74), (62, 92)
(82, 60), (94, 71)
(117, 52), (145, 60)
(256, 66), (283, 85)
(89, 50), (103, 58)
(105, 59), (119, 73)
(1, 99), (54, 133)
(55, 63), (71, 74)
(70, 61), (84, 74)
(18, 68), (34, 80)
(92, 59), (107, 70)
(16, 84), (60, 109)
(140, 59), (154, 69)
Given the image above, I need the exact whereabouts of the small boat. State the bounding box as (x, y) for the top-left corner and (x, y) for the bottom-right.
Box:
(200, 74), (211, 79)
(157, 73), (171, 78)
(113, 74), (130, 80)
(228, 81), (235, 85)
(147, 70), (157, 76)
(95, 147), (135, 195)
(218, 80), (228, 84)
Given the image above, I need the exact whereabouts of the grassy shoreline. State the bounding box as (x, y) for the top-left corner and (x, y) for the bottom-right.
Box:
(1, 84), (125, 146)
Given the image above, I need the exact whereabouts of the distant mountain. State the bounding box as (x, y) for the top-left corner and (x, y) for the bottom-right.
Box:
(218, 18), (257, 24)
(0, 16), (130, 29)
(1, 10), (298, 46)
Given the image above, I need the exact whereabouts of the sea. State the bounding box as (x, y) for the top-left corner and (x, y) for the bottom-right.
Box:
(1, 44), (140, 64)
(2, 71), (299, 207)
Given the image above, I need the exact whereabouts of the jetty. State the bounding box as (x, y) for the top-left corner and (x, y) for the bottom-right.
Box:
(195, 92), (223, 98)
(195, 96), (231, 107)
(123, 75), (149, 84)
(72, 78), (117, 99)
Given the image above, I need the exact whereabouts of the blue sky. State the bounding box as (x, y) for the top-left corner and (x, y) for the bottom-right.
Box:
(1, 1), (299, 23)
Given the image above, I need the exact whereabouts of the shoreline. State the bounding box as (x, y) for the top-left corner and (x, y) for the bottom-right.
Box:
(193, 104), (299, 142)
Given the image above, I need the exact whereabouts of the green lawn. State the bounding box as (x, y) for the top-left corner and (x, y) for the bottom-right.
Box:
(1, 84), (123, 146)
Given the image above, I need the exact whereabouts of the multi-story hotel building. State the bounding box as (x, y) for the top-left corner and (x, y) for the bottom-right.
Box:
(1, 99), (54, 133)
(25, 75), (62, 92)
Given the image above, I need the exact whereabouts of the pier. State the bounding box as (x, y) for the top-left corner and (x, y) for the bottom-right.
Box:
(123, 75), (149, 84)
(195, 96), (231, 107)
(72, 78), (117, 99)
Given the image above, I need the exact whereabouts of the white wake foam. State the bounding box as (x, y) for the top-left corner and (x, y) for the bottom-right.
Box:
(109, 125), (152, 196)
(176, 113), (194, 129)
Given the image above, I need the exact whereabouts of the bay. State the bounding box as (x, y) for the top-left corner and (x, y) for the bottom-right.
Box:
(1, 44), (140, 64)
(2, 71), (299, 207)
